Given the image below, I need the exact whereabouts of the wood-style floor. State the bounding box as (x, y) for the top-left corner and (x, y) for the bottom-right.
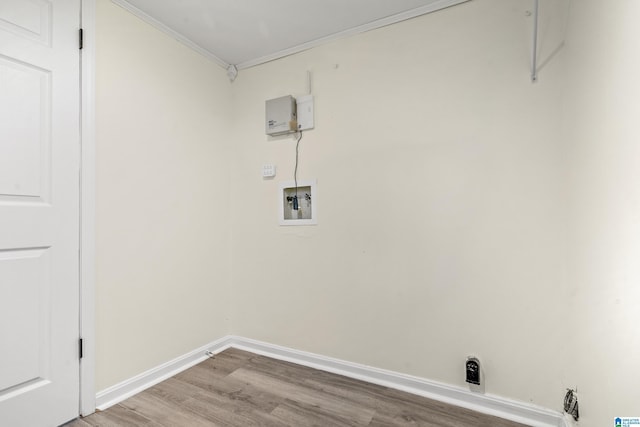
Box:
(66, 348), (527, 427)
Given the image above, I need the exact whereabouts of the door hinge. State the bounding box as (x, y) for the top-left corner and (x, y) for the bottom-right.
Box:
(79, 28), (84, 50)
(79, 338), (84, 359)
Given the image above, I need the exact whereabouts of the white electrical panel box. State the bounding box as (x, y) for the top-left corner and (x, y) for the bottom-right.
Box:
(296, 95), (314, 131)
(266, 95), (297, 136)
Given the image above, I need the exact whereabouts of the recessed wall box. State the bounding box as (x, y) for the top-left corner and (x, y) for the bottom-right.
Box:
(278, 179), (317, 226)
(266, 95), (297, 136)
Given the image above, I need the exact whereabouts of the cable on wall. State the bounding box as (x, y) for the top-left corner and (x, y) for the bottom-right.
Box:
(531, 0), (539, 82)
(293, 131), (304, 210)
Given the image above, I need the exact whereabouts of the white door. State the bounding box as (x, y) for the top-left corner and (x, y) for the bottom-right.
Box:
(0, 0), (81, 426)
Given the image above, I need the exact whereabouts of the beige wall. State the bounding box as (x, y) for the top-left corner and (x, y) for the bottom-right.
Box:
(94, 0), (640, 424)
(563, 0), (640, 425)
(230, 0), (570, 412)
(95, 0), (232, 390)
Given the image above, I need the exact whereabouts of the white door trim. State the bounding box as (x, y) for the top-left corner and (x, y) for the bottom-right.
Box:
(80, 0), (97, 417)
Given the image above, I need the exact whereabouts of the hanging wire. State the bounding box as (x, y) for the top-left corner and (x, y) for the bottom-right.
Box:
(293, 131), (303, 209)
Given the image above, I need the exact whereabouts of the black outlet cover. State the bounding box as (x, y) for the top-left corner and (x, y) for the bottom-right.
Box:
(465, 359), (480, 385)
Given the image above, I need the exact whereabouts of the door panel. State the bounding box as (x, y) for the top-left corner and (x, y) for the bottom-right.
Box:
(0, 56), (50, 199)
(0, 0), (80, 426)
(0, 248), (51, 393)
(0, 0), (51, 45)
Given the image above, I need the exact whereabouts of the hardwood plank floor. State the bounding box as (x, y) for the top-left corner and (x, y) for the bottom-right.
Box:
(65, 348), (527, 427)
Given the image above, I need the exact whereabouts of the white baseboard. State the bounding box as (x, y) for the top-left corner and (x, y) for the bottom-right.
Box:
(95, 335), (566, 427)
(95, 335), (234, 410)
(230, 336), (565, 427)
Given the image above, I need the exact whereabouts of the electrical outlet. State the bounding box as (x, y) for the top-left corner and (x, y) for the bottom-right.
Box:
(564, 389), (579, 421)
(465, 357), (480, 385)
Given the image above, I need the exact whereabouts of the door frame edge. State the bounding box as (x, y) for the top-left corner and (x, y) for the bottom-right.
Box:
(80, 0), (97, 417)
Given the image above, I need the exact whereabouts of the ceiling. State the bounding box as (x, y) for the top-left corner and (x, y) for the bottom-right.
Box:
(111, 0), (470, 71)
